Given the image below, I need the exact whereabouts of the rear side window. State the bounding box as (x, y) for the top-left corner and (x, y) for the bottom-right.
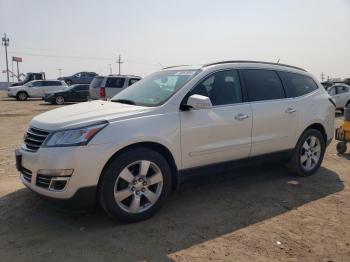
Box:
(90, 77), (104, 88)
(75, 85), (89, 91)
(279, 72), (318, 98)
(45, 81), (62, 86)
(128, 78), (140, 86)
(106, 77), (125, 88)
(242, 69), (285, 102)
(336, 86), (349, 94)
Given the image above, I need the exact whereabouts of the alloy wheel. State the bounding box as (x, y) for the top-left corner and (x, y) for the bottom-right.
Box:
(300, 135), (321, 170)
(114, 160), (163, 214)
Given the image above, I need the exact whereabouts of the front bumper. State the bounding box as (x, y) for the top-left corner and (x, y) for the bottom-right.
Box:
(15, 144), (111, 205)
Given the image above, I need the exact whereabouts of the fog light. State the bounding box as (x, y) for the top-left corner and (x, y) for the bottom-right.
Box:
(37, 169), (73, 177)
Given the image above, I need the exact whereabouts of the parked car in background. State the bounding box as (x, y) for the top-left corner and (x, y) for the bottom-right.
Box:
(11, 72), (45, 87)
(58, 72), (98, 85)
(89, 75), (141, 100)
(327, 84), (350, 112)
(42, 84), (90, 105)
(16, 61), (334, 222)
(7, 80), (68, 101)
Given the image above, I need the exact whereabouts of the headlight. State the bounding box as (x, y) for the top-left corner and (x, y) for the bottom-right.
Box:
(43, 121), (108, 147)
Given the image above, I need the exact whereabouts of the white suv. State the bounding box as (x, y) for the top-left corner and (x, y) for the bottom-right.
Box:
(16, 61), (335, 222)
(327, 84), (350, 112)
(7, 80), (68, 101)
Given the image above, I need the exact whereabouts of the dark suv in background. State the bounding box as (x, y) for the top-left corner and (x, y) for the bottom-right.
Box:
(58, 72), (98, 85)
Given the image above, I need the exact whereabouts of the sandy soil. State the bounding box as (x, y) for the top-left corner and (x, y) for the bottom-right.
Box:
(0, 91), (349, 262)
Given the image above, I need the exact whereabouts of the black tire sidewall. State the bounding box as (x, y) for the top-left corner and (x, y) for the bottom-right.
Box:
(293, 129), (326, 176)
(99, 148), (172, 223)
(336, 142), (347, 155)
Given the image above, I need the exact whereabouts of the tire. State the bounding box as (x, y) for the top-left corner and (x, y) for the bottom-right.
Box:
(287, 129), (326, 176)
(65, 80), (72, 86)
(99, 147), (172, 223)
(336, 142), (347, 155)
(55, 96), (65, 105)
(16, 92), (28, 101)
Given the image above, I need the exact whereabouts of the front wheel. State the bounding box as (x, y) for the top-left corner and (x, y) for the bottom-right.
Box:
(99, 148), (172, 223)
(288, 129), (326, 176)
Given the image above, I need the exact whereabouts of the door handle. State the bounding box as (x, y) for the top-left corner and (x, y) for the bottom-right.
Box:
(235, 113), (249, 121)
(285, 107), (297, 114)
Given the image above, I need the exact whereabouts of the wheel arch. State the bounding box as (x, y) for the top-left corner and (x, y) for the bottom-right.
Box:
(304, 122), (327, 143)
(98, 141), (180, 192)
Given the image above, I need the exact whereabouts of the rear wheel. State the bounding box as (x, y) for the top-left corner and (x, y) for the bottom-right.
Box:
(99, 148), (172, 223)
(288, 129), (326, 176)
(16, 92), (28, 101)
(55, 96), (65, 105)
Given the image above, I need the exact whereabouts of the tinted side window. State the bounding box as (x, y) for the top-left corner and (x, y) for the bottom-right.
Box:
(279, 71), (318, 98)
(32, 81), (43, 87)
(189, 70), (242, 106)
(336, 86), (349, 94)
(242, 69), (285, 102)
(75, 85), (89, 91)
(106, 78), (125, 88)
(128, 78), (140, 86)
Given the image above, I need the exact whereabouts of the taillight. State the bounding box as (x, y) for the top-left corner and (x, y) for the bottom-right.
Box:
(99, 87), (106, 98)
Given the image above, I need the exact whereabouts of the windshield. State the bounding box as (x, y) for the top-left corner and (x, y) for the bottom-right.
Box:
(111, 70), (200, 106)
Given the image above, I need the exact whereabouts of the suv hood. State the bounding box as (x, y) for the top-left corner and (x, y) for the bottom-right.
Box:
(31, 100), (152, 130)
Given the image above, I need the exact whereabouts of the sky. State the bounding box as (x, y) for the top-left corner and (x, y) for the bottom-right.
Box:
(0, 0), (349, 82)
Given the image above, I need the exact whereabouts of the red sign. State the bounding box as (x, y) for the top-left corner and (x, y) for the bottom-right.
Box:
(12, 56), (22, 62)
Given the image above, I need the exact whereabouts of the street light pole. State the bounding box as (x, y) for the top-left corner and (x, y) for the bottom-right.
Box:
(2, 33), (10, 82)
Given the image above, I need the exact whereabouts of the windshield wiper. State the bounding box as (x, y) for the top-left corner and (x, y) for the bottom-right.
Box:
(112, 99), (136, 105)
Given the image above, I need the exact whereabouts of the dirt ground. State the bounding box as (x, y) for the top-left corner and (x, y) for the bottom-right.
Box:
(0, 91), (349, 262)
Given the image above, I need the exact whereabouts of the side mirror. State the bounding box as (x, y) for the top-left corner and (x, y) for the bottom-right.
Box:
(185, 94), (212, 110)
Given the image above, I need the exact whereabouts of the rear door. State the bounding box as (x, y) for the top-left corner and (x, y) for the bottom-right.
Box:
(74, 85), (89, 101)
(241, 69), (298, 156)
(105, 77), (126, 98)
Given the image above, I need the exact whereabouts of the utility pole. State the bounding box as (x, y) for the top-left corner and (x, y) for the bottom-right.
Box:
(321, 72), (325, 82)
(116, 54), (123, 75)
(57, 68), (63, 77)
(2, 33), (10, 82)
(109, 64), (112, 75)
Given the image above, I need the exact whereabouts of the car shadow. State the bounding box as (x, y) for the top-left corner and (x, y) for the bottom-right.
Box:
(0, 164), (344, 261)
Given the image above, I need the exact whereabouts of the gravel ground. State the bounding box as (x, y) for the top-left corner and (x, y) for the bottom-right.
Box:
(0, 91), (349, 262)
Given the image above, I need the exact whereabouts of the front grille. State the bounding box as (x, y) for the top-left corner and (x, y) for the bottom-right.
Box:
(22, 168), (32, 182)
(24, 127), (50, 152)
(36, 175), (52, 189)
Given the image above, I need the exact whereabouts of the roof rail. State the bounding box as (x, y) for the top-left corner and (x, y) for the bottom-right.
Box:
(202, 60), (306, 72)
(162, 65), (193, 70)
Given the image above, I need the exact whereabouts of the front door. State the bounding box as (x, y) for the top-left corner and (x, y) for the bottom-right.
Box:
(180, 69), (252, 169)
